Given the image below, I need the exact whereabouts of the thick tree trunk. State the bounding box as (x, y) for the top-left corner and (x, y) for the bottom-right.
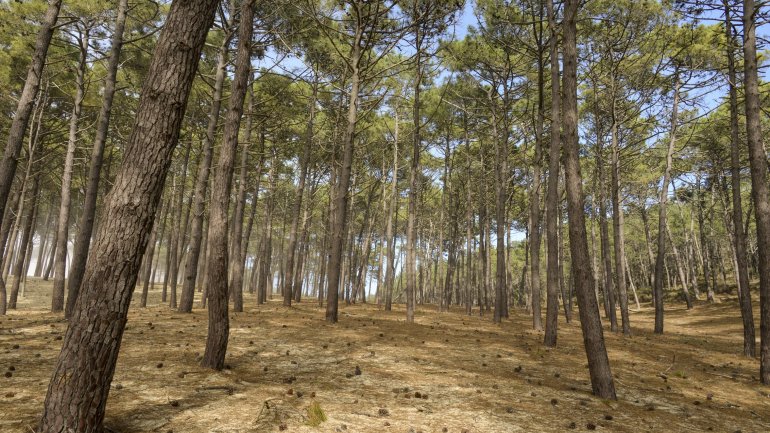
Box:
(742, 0), (770, 383)
(561, 0), (616, 399)
(201, 0), (254, 370)
(66, 0), (129, 318)
(52, 28), (89, 313)
(39, 0), (218, 429)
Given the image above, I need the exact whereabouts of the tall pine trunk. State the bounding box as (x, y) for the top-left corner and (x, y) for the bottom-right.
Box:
(39, 0), (218, 429)
(561, 0), (616, 399)
(52, 27), (90, 312)
(66, 0), (129, 318)
(201, 0), (255, 370)
(742, 0), (770, 383)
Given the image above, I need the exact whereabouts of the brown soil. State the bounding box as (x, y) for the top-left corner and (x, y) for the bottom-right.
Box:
(1, 278), (769, 432)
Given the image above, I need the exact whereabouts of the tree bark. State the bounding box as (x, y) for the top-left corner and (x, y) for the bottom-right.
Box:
(9, 176), (39, 309)
(326, 22), (363, 323)
(178, 34), (230, 313)
(52, 27), (90, 313)
(283, 78), (315, 306)
(201, 0), (254, 370)
(561, 0), (616, 399)
(543, 0), (561, 347)
(0, 2), (62, 304)
(39, 0), (218, 429)
(742, 0), (770, 383)
(66, 0), (129, 318)
(724, 0), (756, 357)
(653, 68), (680, 334)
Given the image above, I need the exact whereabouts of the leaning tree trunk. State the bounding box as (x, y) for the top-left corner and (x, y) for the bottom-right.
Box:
(39, 0), (218, 430)
(52, 28), (89, 313)
(65, 0), (129, 318)
(653, 68), (680, 334)
(543, 0), (561, 347)
(201, 0), (255, 371)
(742, 0), (770, 384)
(0, 1), (62, 293)
(561, 0), (616, 400)
(724, 0), (756, 357)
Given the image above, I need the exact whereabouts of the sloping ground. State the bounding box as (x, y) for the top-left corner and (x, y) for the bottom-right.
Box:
(1, 278), (769, 432)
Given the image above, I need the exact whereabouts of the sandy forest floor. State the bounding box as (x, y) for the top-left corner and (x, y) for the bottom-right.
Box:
(1, 279), (769, 432)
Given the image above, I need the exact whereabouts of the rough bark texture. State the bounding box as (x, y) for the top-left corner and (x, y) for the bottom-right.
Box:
(561, 0), (616, 400)
(38, 1), (218, 430)
(66, 0), (129, 318)
(742, 0), (770, 384)
(201, 0), (255, 370)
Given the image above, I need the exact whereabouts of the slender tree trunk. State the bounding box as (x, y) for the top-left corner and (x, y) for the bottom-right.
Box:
(9, 176), (39, 309)
(597, 146), (617, 331)
(326, 23), (363, 323)
(544, 0), (561, 346)
(39, 1), (218, 429)
(229, 72), (254, 313)
(178, 36), (230, 313)
(0, 2), (62, 306)
(742, 0), (770, 383)
(562, 0), (616, 399)
(52, 28), (90, 313)
(653, 68), (680, 334)
(141, 198), (167, 308)
(201, 0), (254, 370)
(168, 141), (192, 308)
(34, 202), (54, 277)
(66, 0), (129, 318)
(610, 118), (630, 335)
(283, 79), (315, 307)
(491, 90), (508, 324)
(724, 0), (756, 357)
